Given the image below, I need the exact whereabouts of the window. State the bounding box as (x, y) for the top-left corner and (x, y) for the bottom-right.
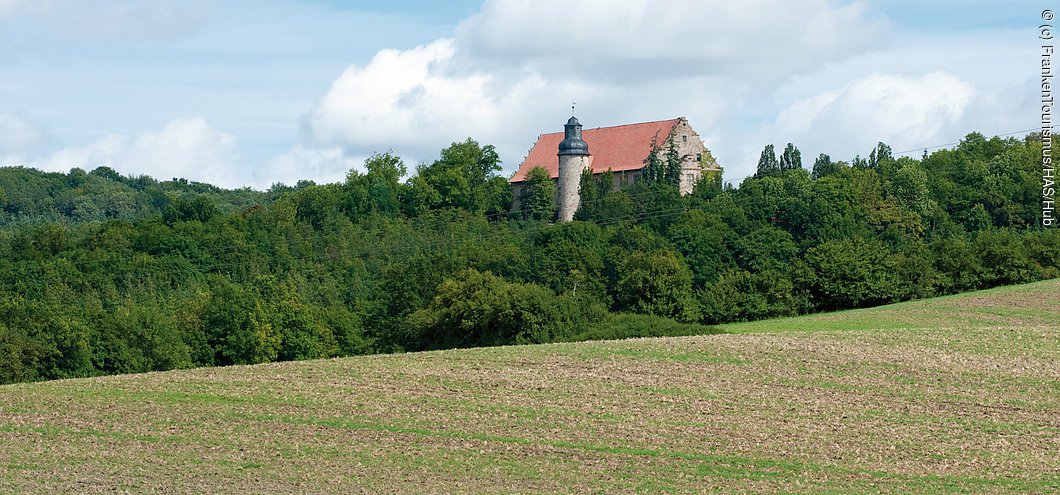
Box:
(681, 134), (688, 143)
(695, 153), (701, 162)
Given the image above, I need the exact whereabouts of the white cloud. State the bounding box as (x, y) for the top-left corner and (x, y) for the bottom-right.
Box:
(456, 0), (889, 83)
(122, 118), (239, 185)
(306, 38), (567, 167)
(777, 71), (975, 146)
(0, 1), (1035, 190)
(255, 145), (363, 189)
(31, 117), (243, 187)
(303, 0), (893, 178)
(713, 71), (992, 180)
(40, 134), (128, 173)
(306, 39), (501, 161)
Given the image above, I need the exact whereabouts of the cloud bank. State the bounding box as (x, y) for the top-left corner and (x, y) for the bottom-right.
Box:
(0, 0), (1035, 188)
(18, 118), (242, 187)
(299, 0), (1024, 182)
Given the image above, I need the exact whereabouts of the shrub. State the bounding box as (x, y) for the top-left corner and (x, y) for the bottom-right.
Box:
(698, 269), (800, 324)
(975, 229), (1037, 287)
(408, 269), (607, 350)
(613, 250), (697, 321)
(804, 238), (903, 310)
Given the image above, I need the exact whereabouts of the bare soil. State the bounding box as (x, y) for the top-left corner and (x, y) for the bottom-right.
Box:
(2, 279), (1058, 493)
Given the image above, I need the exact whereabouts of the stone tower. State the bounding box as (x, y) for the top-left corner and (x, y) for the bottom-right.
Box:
(557, 116), (590, 222)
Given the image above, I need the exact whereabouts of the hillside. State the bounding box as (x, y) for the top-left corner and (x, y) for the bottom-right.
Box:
(3, 134), (1059, 385)
(0, 166), (274, 228)
(2, 279), (1058, 494)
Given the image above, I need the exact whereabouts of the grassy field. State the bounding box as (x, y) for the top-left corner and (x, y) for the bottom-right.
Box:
(2, 279), (1059, 494)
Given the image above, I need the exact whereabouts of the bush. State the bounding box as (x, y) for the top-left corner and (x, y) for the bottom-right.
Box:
(929, 235), (984, 293)
(0, 322), (49, 384)
(570, 313), (721, 342)
(804, 238), (903, 310)
(698, 269), (800, 324)
(1024, 229), (1060, 279)
(974, 229), (1037, 287)
(408, 269), (607, 350)
(613, 250), (696, 320)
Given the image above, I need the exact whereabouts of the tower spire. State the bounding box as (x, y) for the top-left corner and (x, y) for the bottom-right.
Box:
(556, 110), (590, 222)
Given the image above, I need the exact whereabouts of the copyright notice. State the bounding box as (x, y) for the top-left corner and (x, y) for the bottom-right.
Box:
(1043, 9), (1056, 226)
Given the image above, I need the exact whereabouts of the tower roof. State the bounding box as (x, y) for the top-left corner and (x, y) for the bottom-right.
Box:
(511, 118), (683, 182)
(558, 115), (589, 156)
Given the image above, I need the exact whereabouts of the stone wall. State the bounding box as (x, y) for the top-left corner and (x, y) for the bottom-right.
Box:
(670, 118), (721, 195)
(557, 154), (590, 222)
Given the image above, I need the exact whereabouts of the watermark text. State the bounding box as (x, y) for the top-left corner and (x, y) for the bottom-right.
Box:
(1043, 10), (1056, 226)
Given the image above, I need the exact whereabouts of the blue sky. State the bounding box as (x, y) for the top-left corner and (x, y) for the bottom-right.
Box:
(0, 0), (1045, 188)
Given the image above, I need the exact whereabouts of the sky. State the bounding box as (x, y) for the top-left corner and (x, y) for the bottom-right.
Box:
(0, 0), (1045, 189)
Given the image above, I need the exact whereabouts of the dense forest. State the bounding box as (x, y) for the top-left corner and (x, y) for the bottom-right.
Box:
(0, 133), (1057, 384)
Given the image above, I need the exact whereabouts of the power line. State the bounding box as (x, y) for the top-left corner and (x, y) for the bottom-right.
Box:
(893, 128), (1039, 155)
(719, 127), (1039, 185)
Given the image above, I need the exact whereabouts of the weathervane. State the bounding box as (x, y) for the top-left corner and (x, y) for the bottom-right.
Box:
(571, 101), (575, 116)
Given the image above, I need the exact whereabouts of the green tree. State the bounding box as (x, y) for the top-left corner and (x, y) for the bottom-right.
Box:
(779, 143), (802, 172)
(0, 321), (50, 383)
(811, 153), (837, 179)
(163, 195), (219, 225)
(666, 210), (734, 287)
(888, 157), (935, 216)
(734, 226), (798, 273)
(528, 221), (609, 300)
(405, 138), (506, 214)
(90, 166), (124, 182)
(929, 235), (983, 292)
(408, 269), (604, 349)
(974, 229), (1036, 287)
(201, 280), (281, 365)
(698, 269), (800, 324)
(642, 134), (664, 184)
(576, 169), (633, 223)
(756, 144), (779, 177)
(692, 168), (723, 199)
(520, 166), (556, 221)
(868, 142), (893, 169)
(852, 154), (868, 169)
(614, 250), (696, 321)
(664, 134), (682, 187)
(272, 288), (336, 361)
(575, 168), (598, 220)
(641, 132), (683, 187)
(804, 238), (902, 309)
(365, 151), (406, 215)
(289, 184), (342, 230)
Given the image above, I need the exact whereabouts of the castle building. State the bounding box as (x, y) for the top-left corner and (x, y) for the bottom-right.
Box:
(510, 116), (721, 221)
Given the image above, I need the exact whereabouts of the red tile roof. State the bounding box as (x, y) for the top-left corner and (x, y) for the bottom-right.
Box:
(510, 118), (682, 183)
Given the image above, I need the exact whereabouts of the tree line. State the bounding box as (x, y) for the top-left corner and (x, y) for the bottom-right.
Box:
(0, 133), (1056, 384)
